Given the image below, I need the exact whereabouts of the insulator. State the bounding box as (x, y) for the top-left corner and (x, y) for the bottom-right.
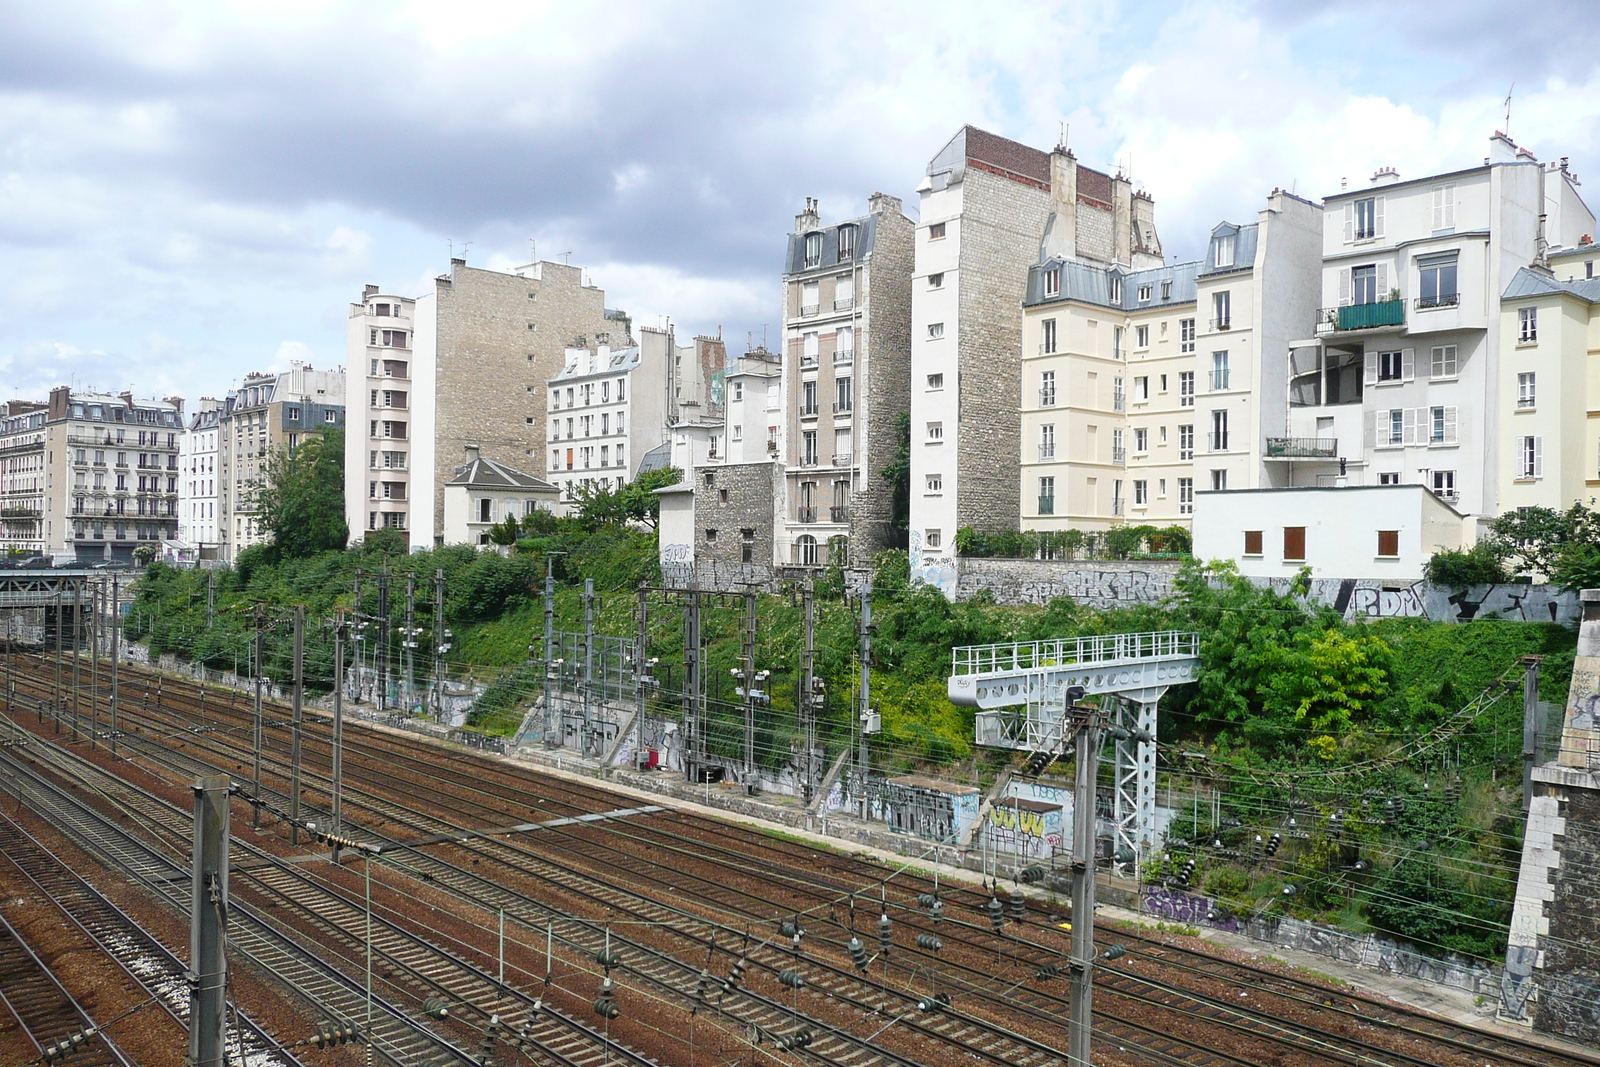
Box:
(694, 968), (714, 1003)
(988, 896), (1005, 932)
(594, 977), (619, 1019)
(1264, 833), (1282, 857)
(1018, 865), (1046, 884)
(312, 1024), (359, 1048)
(1035, 963), (1063, 980)
(723, 957), (748, 991)
(1007, 885), (1026, 924)
(595, 947), (621, 971)
(778, 968), (805, 989)
(421, 996), (450, 1019)
(877, 912), (892, 953)
(778, 919), (801, 939)
(916, 933), (943, 951)
(775, 1028), (814, 1051)
(916, 992), (951, 1012)
(1102, 944), (1127, 960)
(917, 892), (937, 908)
(847, 936), (869, 971)
(791, 931), (803, 951)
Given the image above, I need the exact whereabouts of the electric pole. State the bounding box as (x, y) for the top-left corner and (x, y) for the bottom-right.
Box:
(1068, 704), (1105, 1067)
(635, 587), (652, 772)
(189, 775), (230, 1067)
(581, 578), (596, 757)
(738, 589), (759, 789)
(541, 555), (557, 746)
(71, 579), (81, 742)
(683, 582), (703, 781)
(251, 608), (264, 829)
(89, 580), (100, 750)
(856, 579), (874, 814)
(332, 613), (347, 856)
(800, 578), (818, 803)
(352, 569), (363, 702)
(376, 568), (389, 712)
(1522, 655), (1543, 812)
(290, 605), (304, 845)
(432, 569), (446, 721)
(403, 573), (416, 713)
(206, 569), (215, 630)
(109, 576), (120, 756)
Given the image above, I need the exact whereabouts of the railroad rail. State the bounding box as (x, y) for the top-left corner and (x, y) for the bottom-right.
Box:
(0, 909), (136, 1067)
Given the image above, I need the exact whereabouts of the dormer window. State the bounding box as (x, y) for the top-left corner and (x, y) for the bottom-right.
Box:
(1137, 284), (1151, 302)
(1044, 267), (1060, 297)
(1213, 233), (1235, 269)
(1109, 275), (1123, 304)
(837, 224), (857, 260)
(804, 232), (822, 269)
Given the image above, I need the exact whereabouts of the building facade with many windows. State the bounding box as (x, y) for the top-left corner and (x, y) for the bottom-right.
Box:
(177, 399), (222, 554)
(0, 401), (49, 555)
(545, 339), (668, 505)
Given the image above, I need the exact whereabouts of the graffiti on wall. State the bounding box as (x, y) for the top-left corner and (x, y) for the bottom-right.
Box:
(910, 529), (959, 597)
(1142, 887), (1242, 933)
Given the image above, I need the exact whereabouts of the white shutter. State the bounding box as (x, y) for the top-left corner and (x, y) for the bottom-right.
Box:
(1401, 348), (1415, 382)
(1534, 436), (1544, 478)
(1402, 407), (1418, 445)
(1431, 187), (1443, 231)
(1364, 410), (1376, 449)
(1339, 268), (1352, 306)
(1343, 203), (1354, 243)
(1443, 406), (1458, 444)
(1373, 196), (1385, 239)
(1376, 262), (1389, 299)
(1364, 351), (1378, 385)
(1442, 185), (1455, 229)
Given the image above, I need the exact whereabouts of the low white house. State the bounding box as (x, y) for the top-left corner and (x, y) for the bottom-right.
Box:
(656, 483), (696, 579)
(442, 445), (559, 546)
(1192, 484), (1465, 581)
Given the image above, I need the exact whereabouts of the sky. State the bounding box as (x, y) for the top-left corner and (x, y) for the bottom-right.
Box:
(2, 0), (1597, 407)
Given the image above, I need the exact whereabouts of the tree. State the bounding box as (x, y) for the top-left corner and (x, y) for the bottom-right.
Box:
(252, 428), (348, 559)
(1423, 544), (1506, 585)
(571, 467), (682, 530)
(488, 514), (521, 546)
(879, 410), (910, 549)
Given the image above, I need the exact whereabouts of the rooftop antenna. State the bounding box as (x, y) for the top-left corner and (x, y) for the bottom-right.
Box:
(1504, 83), (1514, 139)
(560, 251), (573, 265)
(460, 240), (472, 260)
(530, 237), (537, 262)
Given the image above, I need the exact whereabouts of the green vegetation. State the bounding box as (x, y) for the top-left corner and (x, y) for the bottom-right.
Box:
(954, 523), (1191, 561)
(249, 427), (349, 562)
(1426, 502), (1600, 589)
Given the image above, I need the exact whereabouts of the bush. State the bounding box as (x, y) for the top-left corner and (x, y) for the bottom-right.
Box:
(1424, 544), (1506, 585)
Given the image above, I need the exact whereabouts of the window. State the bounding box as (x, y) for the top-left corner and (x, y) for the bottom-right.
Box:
(1179, 318), (1195, 353)
(925, 473), (942, 494)
(802, 430), (818, 466)
(732, 424), (743, 442)
(1283, 526), (1306, 561)
(803, 232), (822, 268)
(1431, 183), (1456, 231)
(1519, 307), (1538, 343)
(928, 272), (944, 288)
(1378, 472), (1401, 485)
(1351, 264), (1379, 305)
(617, 379), (626, 402)
(1133, 479), (1148, 506)
(1518, 372), (1536, 408)
(1209, 409), (1228, 451)
(1135, 324), (1149, 349)
(1134, 375), (1149, 401)
(705, 528), (718, 542)
(1241, 529), (1265, 556)
(1179, 477), (1194, 515)
(927, 322), (945, 339)
(1113, 377), (1126, 411)
(741, 529), (755, 564)
(837, 224), (856, 259)
(1038, 476), (1055, 515)
(1134, 427), (1148, 453)
(928, 222), (946, 240)
(1040, 370), (1056, 406)
(1044, 269), (1060, 297)
(1039, 423), (1055, 461)
(1519, 435), (1543, 478)
(477, 498), (492, 522)
(1387, 408), (1404, 445)
(1161, 280), (1172, 300)
(801, 280), (819, 313)
(836, 377), (853, 412)
(1178, 424), (1194, 460)
(1377, 530), (1400, 558)
(1211, 469), (1227, 491)
(836, 326), (854, 361)
(1109, 276), (1123, 304)
(1137, 284), (1151, 303)
(927, 373), (944, 390)
(1211, 351), (1229, 391)
(1213, 233), (1235, 268)
(1430, 345), (1458, 379)
(802, 331), (819, 364)
(1353, 196), (1381, 240)
(1041, 318), (1057, 354)
(925, 529), (942, 550)
(601, 382), (610, 403)
(927, 421), (943, 441)
(800, 380), (818, 415)
(1418, 253), (1458, 308)
(1377, 350), (1406, 382)
(1432, 470), (1456, 498)
(1431, 405), (1457, 444)
(1212, 291), (1231, 329)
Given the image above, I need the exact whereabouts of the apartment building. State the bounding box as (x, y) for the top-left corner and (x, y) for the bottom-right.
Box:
(0, 401), (49, 554)
(218, 365), (345, 560)
(545, 338), (668, 504)
(911, 126), (1162, 590)
(344, 259), (631, 549)
(177, 399), (222, 553)
(1284, 135), (1592, 521)
(778, 193), (913, 567)
(18, 388), (185, 562)
(721, 346), (782, 465)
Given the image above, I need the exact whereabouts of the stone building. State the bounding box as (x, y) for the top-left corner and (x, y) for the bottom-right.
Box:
(343, 259), (631, 549)
(779, 192), (914, 567)
(685, 461), (784, 577)
(909, 126), (1163, 592)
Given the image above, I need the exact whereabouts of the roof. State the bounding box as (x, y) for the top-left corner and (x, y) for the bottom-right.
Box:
(1195, 482), (1464, 517)
(1026, 258), (1199, 310)
(446, 453), (557, 492)
(635, 440), (672, 475)
(1502, 266), (1600, 304)
(1198, 222), (1259, 277)
(926, 125), (1115, 199)
(887, 775), (979, 796)
(551, 345), (640, 384)
(785, 212), (879, 275)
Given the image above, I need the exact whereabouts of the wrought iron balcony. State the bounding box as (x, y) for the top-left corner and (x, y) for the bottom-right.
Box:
(1111, 446), (1126, 466)
(797, 506), (817, 523)
(1037, 444), (1055, 462)
(831, 452), (853, 467)
(834, 297), (855, 312)
(1415, 293), (1459, 310)
(1265, 437), (1337, 458)
(1208, 432), (1229, 452)
(830, 505), (850, 522)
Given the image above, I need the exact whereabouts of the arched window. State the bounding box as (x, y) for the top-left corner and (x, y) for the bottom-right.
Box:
(795, 534), (818, 567)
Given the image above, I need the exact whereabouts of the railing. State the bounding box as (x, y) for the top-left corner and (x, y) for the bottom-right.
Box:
(830, 505), (849, 522)
(1111, 447), (1126, 466)
(1208, 432), (1229, 452)
(1210, 369), (1230, 391)
(952, 630), (1200, 678)
(1416, 294), (1459, 310)
(1111, 498), (1124, 516)
(799, 456), (819, 468)
(833, 402), (852, 414)
(1038, 496), (1055, 515)
(1037, 445), (1055, 462)
(1039, 390), (1056, 406)
(797, 507), (817, 523)
(1265, 437), (1337, 458)
(831, 452), (852, 467)
(1038, 343), (1057, 355)
(799, 405), (818, 417)
(1319, 300), (1405, 331)
(800, 354), (818, 368)
(1113, 394), (1126, 412)
(800, 303), (820, 317)
(1112, 347), (1125, 361)
(1210, 318), (1231, 331)
(834, 350), (854, 364)
(834, 297), (854, 312)
(1517, 396), (1535, 409)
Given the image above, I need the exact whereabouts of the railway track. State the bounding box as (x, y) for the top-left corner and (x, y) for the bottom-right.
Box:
(0, 909), (136, 1067)
(8, 653), (1600, 1067)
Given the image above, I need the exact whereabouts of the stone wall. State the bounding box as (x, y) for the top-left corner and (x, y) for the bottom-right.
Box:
(1520, 765), (1600, 1041)
(852, 203), (914, 560)
(694, 461), (781, 570)
(951, 556), (1581, 624)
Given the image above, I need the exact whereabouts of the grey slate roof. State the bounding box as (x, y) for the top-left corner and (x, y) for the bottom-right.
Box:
(784, 214), (879, 275)
(447, 453), (557, 491)
(1025, 258), (1199, 310)
(1502, 266), (1600, 304)
(551, 345), (640, 384)
(1198, 221), (1259, 277)
(635, 440), (672, 476)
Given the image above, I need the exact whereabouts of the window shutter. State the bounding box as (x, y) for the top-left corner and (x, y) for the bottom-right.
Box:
(1364, 351), (1378, 385)
(1442, 185), (1455, 229)
(1431, 187), (1443, 231)
(1534, 436), (1544, 478)
(1339, 268), (1352, 306)
(1376, 262), (1389, 298)
(1401, 348), (1415, 381)
(1444, 406), (1458, 444)
(1363, 410), (1375, 449)
(1343, 203), (1354, 243)
(1373, 196), (1385, 238)
(1403, 407), (1418, 445)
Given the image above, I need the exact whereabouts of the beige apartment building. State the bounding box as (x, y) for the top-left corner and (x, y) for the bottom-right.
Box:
(0, 401), (49, 554)
(344, 259), (631, 549)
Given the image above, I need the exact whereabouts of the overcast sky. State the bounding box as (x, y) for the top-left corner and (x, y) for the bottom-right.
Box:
(2, 0), (1597, 406)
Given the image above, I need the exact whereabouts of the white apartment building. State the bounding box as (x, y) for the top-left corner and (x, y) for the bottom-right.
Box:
(545, 340), (668, 504)
(721, 347), (782, 465)
(0, 401), (48, 554)
(178, 399), (222, 553)
(1284, 135), (1592, 523)
(910, 126), (1162, 592)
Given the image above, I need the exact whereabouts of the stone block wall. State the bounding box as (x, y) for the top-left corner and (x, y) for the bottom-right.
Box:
(1529, 771), (1600, 1042)
(853, 206), (914, 560)
(694, 461), (781, 569)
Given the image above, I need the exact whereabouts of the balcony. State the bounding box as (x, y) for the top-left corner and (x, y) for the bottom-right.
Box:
(834, 349), (855, 364)
(1112, 395), (1126, 413)
(833, 402), (852, 415)
(799, 405), (819, 419)
(1111, 498), (1124, 517)
(800, 354), (819, 368)
(1210, 318), (1231, 331)
(1038, 445), (1055, 462)
(834, 297), (855, 312)
(830, 505), (850, 522)
(1415, 293), (1459, 311)
(797, 506), (817, 523)
(1037, 343), (1058, 355)
(1038, 496), (1055, 516)
(1208, 432), (1230, 452)
(800, 303), (820, 317)
(1265, 437), (1337, 459)
(1039, 390), (1056, 406)
(1318, 299), (1406, 333)
(1210, 369), (1230, 391)
(831, 452), (853, 467)
(1111, 447), (1126, 466)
